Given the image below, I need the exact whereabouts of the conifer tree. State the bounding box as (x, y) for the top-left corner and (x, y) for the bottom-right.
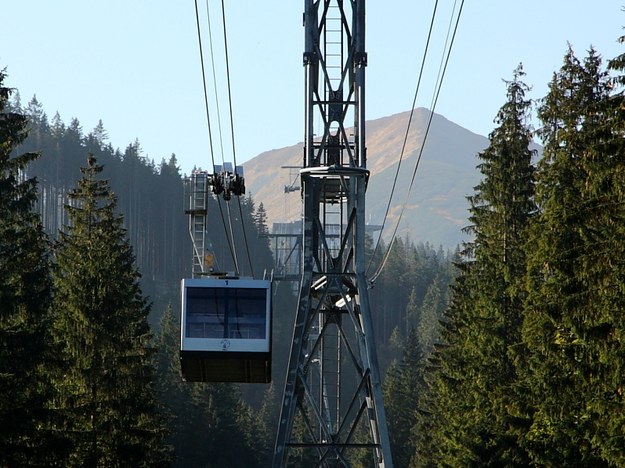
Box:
(522, 45), (625, 465)
(383, 328), (424, 468)
(50, 156), (170, 466)
(254, 201), (270, 237)
(0, 70), (56, 465)
(416, 275), (446, 354)
(253, 383), (279, 466)
(184, 382), (258, 467)
(414, 267), (476, 466)
(416, 66), (535, 465)
(153, 304), (196, 465)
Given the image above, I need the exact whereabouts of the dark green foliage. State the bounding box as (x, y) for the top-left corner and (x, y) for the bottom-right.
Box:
(383, 328), (425, 467)
(15, 106), (190, 313)
(253, 383), (280, 465)
(0, 70), (56, 466)
(370, 239), (454, 370)
(521, 45), (625, 466)
(153, 305), (196, 465)
(238, 195), (274, 277)
(415, 40), (625, 467)
(49, 158), (170, 466)
(416, 272), (451, 354)
(184, 382), (259, 468)
(416, 65), (535, 465)
(415, 266), (484, 467)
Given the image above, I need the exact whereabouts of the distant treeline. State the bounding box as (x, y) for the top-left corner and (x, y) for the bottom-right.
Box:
(9, 93), (278, 312)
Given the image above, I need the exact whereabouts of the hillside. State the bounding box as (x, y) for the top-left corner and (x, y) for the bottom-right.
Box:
(243, 108), (489, 248)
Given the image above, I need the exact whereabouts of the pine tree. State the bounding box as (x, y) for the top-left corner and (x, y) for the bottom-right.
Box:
(383, 328), (424, 467)
(416, 65), (535, 465)
(185, 382), (258, 467)
(414, 266), (476, 466)
(0, 69), (56, 466)
(522, 45), (625, 466)
(254, 201), (270, 237)
(153, 304), (194, 465)
(590, 33), (625, 467)
(6, 88), (21, 112)
(90, 119), (108, 149)
(154, 304), (267, 466)
(253, 383), (279, 466)
(50, 156), (170, 466)
(24, 95), (48, 130)
(416, 274), (445, 354)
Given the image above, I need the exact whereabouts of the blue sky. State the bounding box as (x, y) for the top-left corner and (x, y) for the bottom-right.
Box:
(2, 1), (624, 175)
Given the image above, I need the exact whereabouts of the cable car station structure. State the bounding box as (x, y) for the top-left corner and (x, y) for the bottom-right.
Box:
(180, 0), (392, 465)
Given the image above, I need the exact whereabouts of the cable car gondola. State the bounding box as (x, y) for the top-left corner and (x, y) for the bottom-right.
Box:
(180, 276), (272, 383)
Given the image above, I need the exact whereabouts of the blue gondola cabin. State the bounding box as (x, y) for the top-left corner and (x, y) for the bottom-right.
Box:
(180, 277), (272, 383)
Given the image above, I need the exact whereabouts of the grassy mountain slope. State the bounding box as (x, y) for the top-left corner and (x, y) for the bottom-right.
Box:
(244, 108), (489, 249)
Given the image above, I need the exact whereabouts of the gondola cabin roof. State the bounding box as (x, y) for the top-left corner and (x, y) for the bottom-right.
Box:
(180, 277), (272, 383)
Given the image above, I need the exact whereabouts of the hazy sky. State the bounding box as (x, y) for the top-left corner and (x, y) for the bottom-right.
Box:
(2, 1), (624, 175)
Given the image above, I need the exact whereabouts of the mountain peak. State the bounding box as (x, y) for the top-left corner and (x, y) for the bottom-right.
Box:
(244, 109), (489, 248)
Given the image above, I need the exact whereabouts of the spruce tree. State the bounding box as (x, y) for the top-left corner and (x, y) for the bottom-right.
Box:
(153, 305), (195, 465)
(50, 156), (170, 466)
(254, 201), (270, 237)
(416, 275), (447, 354)
(183, 382), (258, 467)
(383, 328), (424, 468)
(0, 70), (57, 466)
(253, 383), (279, 466)
(593, 33), (625, 467)
(416, 66), (535, 465)
(522, 45), (625, 466)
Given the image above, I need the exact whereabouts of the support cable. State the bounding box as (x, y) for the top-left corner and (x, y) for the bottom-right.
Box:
(369, 0), (465, 284)
(220, 0), (238, 170)
(366, 0), (440, 275)
(219, 0), (255, 277)
(194, 0), (239, 273)
(205, 0), (226, 166)
(204, 0), (241, 275)
(203, 0), (244, 275)
(194, 0), (216, 167)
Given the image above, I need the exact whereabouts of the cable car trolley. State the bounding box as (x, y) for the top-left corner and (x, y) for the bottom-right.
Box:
(180, 276), (272, 383)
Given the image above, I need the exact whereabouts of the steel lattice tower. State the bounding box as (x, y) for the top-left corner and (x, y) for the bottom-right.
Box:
(274, 1), (393, 466)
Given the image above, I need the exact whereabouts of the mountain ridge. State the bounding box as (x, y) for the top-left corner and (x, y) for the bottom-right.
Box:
(243, 108), (490, 248)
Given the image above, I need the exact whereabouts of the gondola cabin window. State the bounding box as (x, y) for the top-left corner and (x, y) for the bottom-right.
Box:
(185, 286), (267, 339)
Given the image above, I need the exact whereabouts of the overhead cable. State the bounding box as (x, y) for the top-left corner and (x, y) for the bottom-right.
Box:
(218, 0), (255, 277)
(205, 0), (226, 167)
(369, 0), (466, 284)
(366, 0), (441, 276)
(194, 0), (240, 273)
